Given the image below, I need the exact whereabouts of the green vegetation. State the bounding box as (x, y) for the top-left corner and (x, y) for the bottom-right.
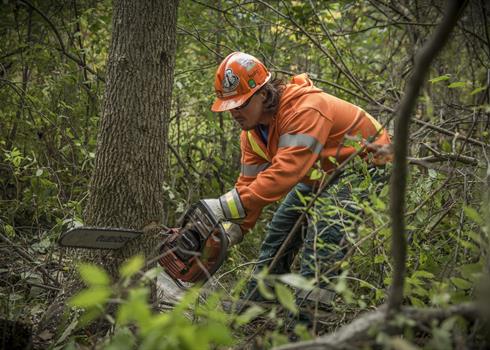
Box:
(1, 1), (488, 349)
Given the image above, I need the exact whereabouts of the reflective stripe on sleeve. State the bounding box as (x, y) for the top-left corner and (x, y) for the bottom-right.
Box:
(219, 188), (246, 220)
(240, 162), (271, 177)
(278, 133), (324, 154)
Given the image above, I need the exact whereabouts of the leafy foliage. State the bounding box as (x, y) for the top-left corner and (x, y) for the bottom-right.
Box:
(0, 0), (489, 349)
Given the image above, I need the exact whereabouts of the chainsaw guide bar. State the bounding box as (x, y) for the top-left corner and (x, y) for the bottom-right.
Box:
(58, 226), (143, 250)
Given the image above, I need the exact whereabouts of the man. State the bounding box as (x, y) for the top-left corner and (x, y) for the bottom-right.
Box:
(201, 52), (391, 308)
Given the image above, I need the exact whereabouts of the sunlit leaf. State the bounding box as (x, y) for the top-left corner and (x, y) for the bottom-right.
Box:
(69, 287), (111, 308)
(79, 264), (110, 286)
(450, 277), (473, 290)
(120, 255), (145, 278)
(429, 74), (450, 83)
(257, 279), (275, 300)
(463, 206), (483, 225)
(470, 86), (487, 95)
(275, 283), (298, 315)
(235, 305), (265, 326)
(447, 81), (467, 88)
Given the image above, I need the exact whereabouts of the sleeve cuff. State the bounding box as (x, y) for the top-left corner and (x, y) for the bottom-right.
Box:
(219, 188), (246, 220)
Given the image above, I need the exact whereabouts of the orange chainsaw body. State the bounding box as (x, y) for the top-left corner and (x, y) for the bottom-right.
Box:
(158, 202), (228, 283)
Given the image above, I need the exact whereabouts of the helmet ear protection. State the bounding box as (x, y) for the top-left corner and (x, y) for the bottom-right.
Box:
(211, 52), (271, 112)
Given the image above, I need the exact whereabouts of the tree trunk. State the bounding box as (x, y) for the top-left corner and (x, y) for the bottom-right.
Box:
(83, 0), (178, 276)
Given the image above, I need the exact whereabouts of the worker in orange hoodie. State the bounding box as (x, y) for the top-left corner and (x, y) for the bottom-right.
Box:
(200, 52), (391, 308)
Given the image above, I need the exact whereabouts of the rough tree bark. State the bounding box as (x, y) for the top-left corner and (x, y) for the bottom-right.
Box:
(82, 0), (178, 276)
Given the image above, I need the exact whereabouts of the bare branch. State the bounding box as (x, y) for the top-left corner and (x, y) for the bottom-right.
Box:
(388, 0), (468, 314)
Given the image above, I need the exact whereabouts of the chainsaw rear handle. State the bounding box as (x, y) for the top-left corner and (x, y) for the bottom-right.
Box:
(158, 200), (230, 283)
(205, 224), (229, 279)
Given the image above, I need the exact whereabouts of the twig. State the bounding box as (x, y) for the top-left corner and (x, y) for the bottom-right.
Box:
(411, 118), (488, 148)
(408, 154), (479, 166)
(26, 281), (61, 292)
(168, 143), (201, 177)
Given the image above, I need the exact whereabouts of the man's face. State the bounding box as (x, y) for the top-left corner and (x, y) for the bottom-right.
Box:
(229, 92), (266, 130)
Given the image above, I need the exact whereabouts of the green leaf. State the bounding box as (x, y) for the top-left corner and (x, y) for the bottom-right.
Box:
(275, 283), (298, 315)
(412, 270), (434, 279)
(69, 287), (111, 308)
(429, 74), (450, 83)
(78, 264), (110, 286)
(459, 262), (482, 282)
(277, 273), (314, 291)
(203, 321), (234, 345)
(36, 168), (43, 177)
(409, 296), (425, 307)
(450, 277), (473, 290)
(257, 279), (275, 300)
(235, 305), (265, 326)
(4, 224), (15, 237)
(470, 86), (487, 95)
(441, 140), (452, 153)
(294, 323), (313, 341)
(447, 81), (467, 88)
(120, 255), (144, 278)
(463, 206), (483, 225)
(78, 307), (104, 327)
(104, 327), (136, 350)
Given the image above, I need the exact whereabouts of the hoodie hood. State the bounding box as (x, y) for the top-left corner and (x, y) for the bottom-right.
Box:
(278, 73), (324, 111)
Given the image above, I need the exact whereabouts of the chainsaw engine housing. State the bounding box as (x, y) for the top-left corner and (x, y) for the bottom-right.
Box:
(158, 201), (228, 283)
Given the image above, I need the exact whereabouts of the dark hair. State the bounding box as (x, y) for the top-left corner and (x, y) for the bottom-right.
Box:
(259, 76), (286, 116)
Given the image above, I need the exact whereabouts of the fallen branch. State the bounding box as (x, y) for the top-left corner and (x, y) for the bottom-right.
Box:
(274, 302), (481, 350)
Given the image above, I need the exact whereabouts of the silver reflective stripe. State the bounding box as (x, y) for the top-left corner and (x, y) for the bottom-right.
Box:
(219, 188), (246, 220)
(278, 133), (323, 154)
(297, 288), (335, 306)
(240, 162), (271, 177)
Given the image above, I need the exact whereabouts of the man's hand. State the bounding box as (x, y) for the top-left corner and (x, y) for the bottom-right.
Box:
(366, 143), (393, 164)
(222, 222), (243, 246)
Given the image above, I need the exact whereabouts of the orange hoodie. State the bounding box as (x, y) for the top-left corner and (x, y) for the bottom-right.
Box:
(218, 74), (391, 233)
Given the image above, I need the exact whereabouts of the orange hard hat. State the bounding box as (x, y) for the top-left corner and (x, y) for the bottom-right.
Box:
(211, 52), (272, 112)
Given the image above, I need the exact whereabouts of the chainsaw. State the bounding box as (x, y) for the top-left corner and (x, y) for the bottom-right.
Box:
(58, 201), (229, 284)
